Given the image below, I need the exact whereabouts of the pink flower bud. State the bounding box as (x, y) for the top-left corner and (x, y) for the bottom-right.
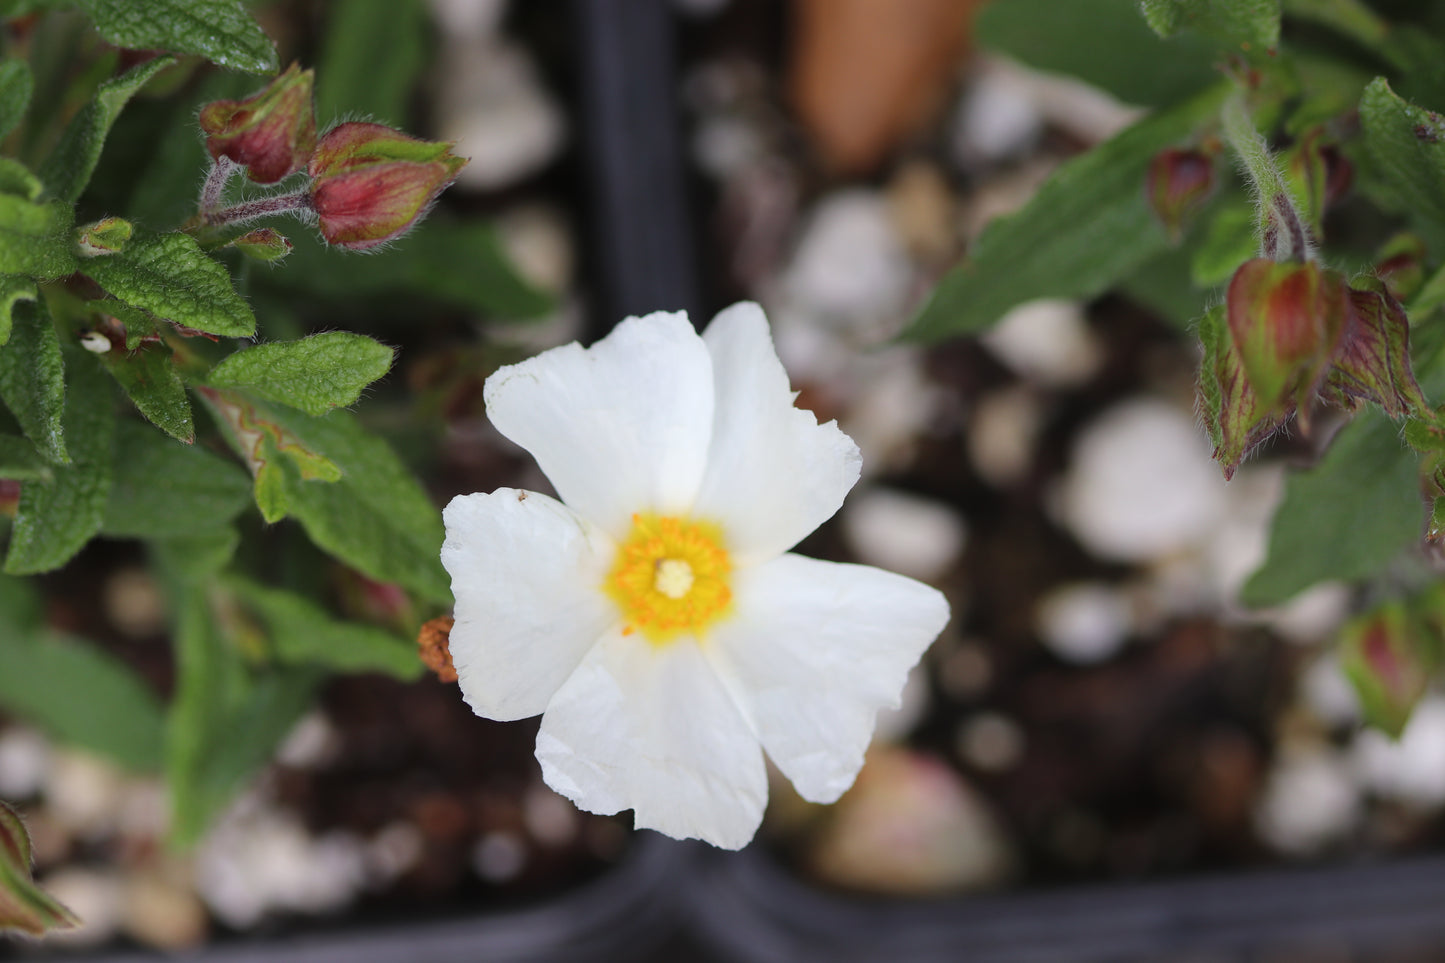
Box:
(307, 122), (467, 250)
(231, 227), (293, 263)
(199, 63), (317, 184)
(1146, 147), (1216, 241)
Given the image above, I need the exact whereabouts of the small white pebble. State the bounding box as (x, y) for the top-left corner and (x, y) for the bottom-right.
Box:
(496, 204), (573, 294)
(843, 487), (965, 582)
(1301, 655), (1360, 728)
(0, 727), (50, 799)
(101, 567), (166, 638)
(956, 713), (1026, 772)
(114, 778), (168, 841)
(78, 331), (111, 354)
(968, 386), (1042, 488)
(982, 299), (1102, 389)
(782, 190), (913, 329)
(951, 59), (1043, 166)
(275, 712), (339, 769)
(365, 822), (425, 886)
(522, 785), (580, 847)
(426, 0), (508, 37)
(938, 642), (993, 699)
(1058, 399), (1228, 563)
(121, 873), (208, 950)
(1260, 583), (1352, 645)
(45, 751), (126, 839)
(472, 831), (527, 882)
(1254, 748), (1361, 854)
(39, 869), (122, 947)
(1352, 697), (1445, 806)
(1036, 582), (1134, 664)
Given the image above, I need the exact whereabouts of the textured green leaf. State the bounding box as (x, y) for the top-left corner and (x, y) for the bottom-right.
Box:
(102, 420), (250, 538)
(229, 577), (422, 679)
(1241, 412), (1421, 606)
(0, 434), (50, 481)
(977, 0), (1219, 108)
(1141, 0), (1280, 48)
(38, 55), (174, 204)
(207, 332), (394, 417)
(0, 298), (66, 464)
(99, 341), (192, 442)
(166, 585), (318, 846)
(905, 82), (1230, 341)
(88, 299), (158, 350)
(0, 575), (164, 772)
(0, 60), (33, 140)
(266, 220), (554, 321)
(5, 351), (114, 574)
(266, 406), (449, 602)
(77, 0), (276, 74)
(0, 194), (75, 280)
(1191, 200), (1256, 286)
(0, 275), (36, 348)
(1358, 78), (1445, 233)
(148, 528), (239, 584)
(0, 159), (40, 201)
(83, 230), (256, 338)
(316, 0), (427, 127)
(0, 800), (79, 936)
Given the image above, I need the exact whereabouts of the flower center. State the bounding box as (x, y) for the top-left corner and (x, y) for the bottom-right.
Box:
(605, 513), (732, 645)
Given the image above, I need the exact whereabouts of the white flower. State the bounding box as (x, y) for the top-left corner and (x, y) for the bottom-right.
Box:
(440, 303), (950, 849)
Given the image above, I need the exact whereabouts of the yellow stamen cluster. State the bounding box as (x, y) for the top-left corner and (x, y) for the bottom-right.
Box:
(605, 513), (733, 645)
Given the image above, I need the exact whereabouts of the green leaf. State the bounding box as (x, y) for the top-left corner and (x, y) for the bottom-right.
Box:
(1140, 0), (1280, 48)
(0, 274), (36, 348)
(207, 332), (395, 417)
(977, 0), (1219, 108)
(166, 585), (318, 846)
(1241, 412), (1421, 606)
(0, 60), (33, 141)
(1191, 200), (1257, 286)
(102, 419), (250, 538)
(0, 800), (79, 937)
(5, 351), (115, 574)
(0, 298), (66, 464)
(82, 230), (257, 338)
(1358, 78), (1445, 234)
(0, 194), (75, 281)
(0, 434), (51, 481)
(316, 0), (427, 127)
(229, 577), (422, 679)
(148, 527), (239, 584)
(37, 55), (175, 205)
(98, 340), (193, 442)
(265, 219), (554, 321)
(266, 405), (450, 602)
(0, 159), (41, 202)
(0, 574), (164, 772)
(76, 0), (276, 74)
(904, 82), (1230, 342)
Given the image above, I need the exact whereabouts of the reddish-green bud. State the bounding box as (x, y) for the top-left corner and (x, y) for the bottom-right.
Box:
(1374, 233), (1428, 302)
(1325, 279), (1429, 419)
(1226, 258), (1348, 426)
(75, 216), (132, 257)
(199, 63), (317, 184)
(1146, 147), (1216, 242)
(307, 122), (466, 250)
(230, 227), (292, 264)
(1340, 599), (1434, 738)
(0, 800), (78, 936)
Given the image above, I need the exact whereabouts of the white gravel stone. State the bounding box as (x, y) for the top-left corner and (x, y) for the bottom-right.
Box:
(956, 713), (1026, 772)
(101, 566), (166, 638)
(968, 386), (1042, 488)
(952, 59), (1043, 166)
(1301, 654), (1360, 728)
(1352, 697), (1445, 806)
(40, 869), (122, 947)
(275, 712), (340, 769)
(427, 0), (508, 40)
(838, 350), (943, 476)
(981, 299), (1102, 389)
(843, 487), (965, 582)
(781, 190), (913, 330)
(1036, 582), (1135, 664)
(1262, 582), (1352, 645)
(45, 751), (126, 839)
(1057, 399), (1229, 563)
(436, 39), (565, 191)
(473, 831), (527, 882)
(1253, 748), (1362, 854)
(0, 727), (50, 799)
(497, 203), (573, 295)
(523, 784), (580, 847)
(365, 822), (425, 886)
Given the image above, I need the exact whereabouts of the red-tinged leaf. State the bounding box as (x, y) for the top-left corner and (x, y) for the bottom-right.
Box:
(1198, 303), (1290, 479)
(0, 800), (78, 936)
(1326, 282), (1430, 419)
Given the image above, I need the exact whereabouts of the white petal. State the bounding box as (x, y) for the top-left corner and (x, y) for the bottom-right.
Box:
(483, 311), (715, 538)
(535, 630), (767, 849)
(705, 554), (950, 803)
(692, 302), (861, 565)
(441, 489), (617, 722)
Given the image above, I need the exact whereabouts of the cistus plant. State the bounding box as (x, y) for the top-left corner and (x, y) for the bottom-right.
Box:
(0, 0), (549, 935)
(905, 0), (1445, 738)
